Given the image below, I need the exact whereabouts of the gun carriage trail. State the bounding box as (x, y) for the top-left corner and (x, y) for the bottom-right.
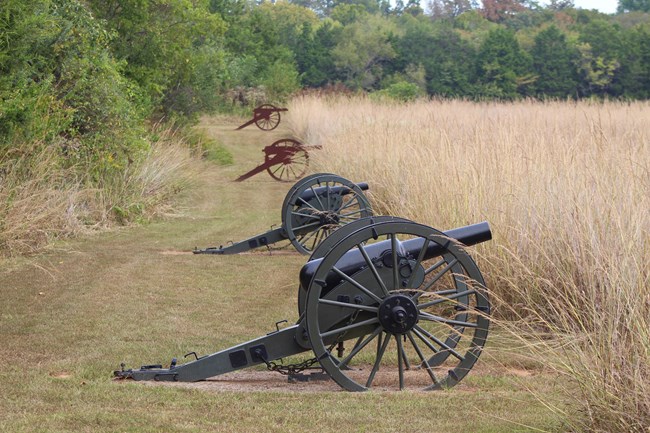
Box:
(0, 115), (560, 432)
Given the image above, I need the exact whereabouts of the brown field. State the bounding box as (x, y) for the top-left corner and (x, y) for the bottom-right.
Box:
(287, 95), (650, 432)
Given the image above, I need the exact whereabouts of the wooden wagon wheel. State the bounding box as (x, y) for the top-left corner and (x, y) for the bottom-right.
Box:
(304, 220), (490, 391)
(255, 104), (282, 131)
(265, 139), (309, 182)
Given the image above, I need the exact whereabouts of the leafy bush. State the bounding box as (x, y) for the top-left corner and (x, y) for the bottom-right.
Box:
(373, 81), (422, 102)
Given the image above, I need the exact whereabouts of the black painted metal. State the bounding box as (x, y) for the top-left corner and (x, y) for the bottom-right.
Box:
(298, 221), (492, 291)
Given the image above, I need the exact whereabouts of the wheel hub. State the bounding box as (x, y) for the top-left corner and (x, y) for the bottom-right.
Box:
(320, 211), (340, 226)
(378, 295), (418, 334)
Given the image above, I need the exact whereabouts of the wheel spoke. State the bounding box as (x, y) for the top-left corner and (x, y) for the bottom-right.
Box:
(291, 211), (320, 221)
(424, 258), (445, 275)
(419, 311), (478, 328)
(357, 243), (389, 296)
(406, 238), (430, 288)
(396, 335), (405, 390)
(401, 336), (411, 370)
(288, 164), (297, 179)
(291, 221), (321, 232)
(332, 267), (383, 304)
(320, 317), (379, 338)
(339, 326), (382, 368)
(318, 298), (379, 313)
(338, 196), (360, 213)
(413, 259), (458, 300)
(366, 332), (391, 388)
(406, 332), (439, 385)
(298, 229), (319, 248)
(326, 184), (331, 210)
(309, 186), (325, 211)
(310, 228), (322, 251)
(417, 289), (477, 309)
(339, 216), (363, 224)
(339, 209), (365, 218)
(412, 327), (440, 355)
(296, 196), (320, 211)
(414, 325), (466, 361)
(391, 234), (399, 290)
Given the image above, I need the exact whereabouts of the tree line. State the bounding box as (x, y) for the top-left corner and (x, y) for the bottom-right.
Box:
(1, 0), (649, 177)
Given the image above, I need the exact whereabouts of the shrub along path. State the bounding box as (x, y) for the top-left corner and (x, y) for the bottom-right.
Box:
(0, 116), (562, 432)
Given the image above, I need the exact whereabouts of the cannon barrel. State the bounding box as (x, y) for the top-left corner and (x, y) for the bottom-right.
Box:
(295, 182), (369, 204)
(299, 221), (491, 291)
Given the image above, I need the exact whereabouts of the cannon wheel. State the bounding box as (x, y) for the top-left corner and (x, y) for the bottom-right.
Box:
(282, 174), (372, 255)
(265, 139), (308, 182)
(255, 104), (282, 131)
(304, 220), (490, 391)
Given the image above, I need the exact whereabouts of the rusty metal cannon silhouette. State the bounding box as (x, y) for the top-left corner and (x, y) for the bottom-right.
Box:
(236, 104), (288, 131)
(115, 217), (492, 391)
(235, 138), (321, 183)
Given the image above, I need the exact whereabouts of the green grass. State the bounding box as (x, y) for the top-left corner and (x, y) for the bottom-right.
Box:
(0, 116), (564, 432)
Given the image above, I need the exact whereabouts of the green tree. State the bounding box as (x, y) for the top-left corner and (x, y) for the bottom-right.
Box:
(531, 25), (578, 97)
(482, 0), (526, 22)
(394, 17), (475, 96)
(577, 19), (624, 95)
(617, 0), (650, 13)
(0, 0), (146, 171)
(475, 27), (533, 98)
(294, 21), (342, 86)
(332, 14), (397, 89)
(87, 0), (226, 118)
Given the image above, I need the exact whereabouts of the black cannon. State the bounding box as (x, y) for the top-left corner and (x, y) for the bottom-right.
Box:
(116, 217), (492, 391)
(194, 173), (372, 255)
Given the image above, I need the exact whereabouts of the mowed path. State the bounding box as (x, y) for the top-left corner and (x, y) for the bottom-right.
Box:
(0, 115), (560, 432)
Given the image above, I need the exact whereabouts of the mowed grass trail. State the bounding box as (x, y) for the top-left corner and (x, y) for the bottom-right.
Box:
(0, 116), (562, 432)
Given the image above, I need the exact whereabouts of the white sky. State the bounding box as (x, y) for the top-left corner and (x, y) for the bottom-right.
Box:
(550, 0), (618, 14)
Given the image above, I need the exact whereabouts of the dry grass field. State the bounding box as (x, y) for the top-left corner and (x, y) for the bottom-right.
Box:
(287, 96), (650, 431)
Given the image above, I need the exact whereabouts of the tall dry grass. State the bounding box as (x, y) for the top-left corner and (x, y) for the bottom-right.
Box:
(0, 129), (199, 256)
(288, 95), (650, 431)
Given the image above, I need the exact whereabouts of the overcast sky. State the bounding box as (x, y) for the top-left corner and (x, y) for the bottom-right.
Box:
(551, 0), (618, 14)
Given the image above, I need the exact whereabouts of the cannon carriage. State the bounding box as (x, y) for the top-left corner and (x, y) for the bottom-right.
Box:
(116, 216), (492, 391)
(195, 173), (372, 255)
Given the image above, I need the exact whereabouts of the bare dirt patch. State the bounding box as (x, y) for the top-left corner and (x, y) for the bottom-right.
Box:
(135, 367), (492, 394)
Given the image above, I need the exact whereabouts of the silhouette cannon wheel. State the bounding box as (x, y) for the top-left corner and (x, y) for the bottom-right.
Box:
(255, 104), (282, 131)
(265, 139), (309, 182)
